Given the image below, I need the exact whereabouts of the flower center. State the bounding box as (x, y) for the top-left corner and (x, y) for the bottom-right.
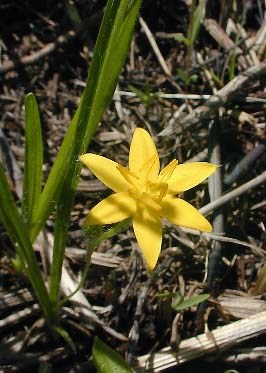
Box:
(117, 159), (178, 213)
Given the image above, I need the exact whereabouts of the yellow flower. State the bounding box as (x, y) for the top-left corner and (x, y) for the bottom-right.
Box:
(80, 128), (217, 271)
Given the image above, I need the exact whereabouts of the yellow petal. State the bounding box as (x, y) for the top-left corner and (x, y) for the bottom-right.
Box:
(167, 162), (218, 194)
(129, 128), (160, 180)
(80, 154), (129, 192)
(84, 192), (136, 225)
(133, 207), (162, 271)
(161, 195), (212, 232)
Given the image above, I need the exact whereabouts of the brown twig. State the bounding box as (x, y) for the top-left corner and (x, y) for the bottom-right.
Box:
(0, 31), (76, 74)
(224, 143), (266, 185)
(160, 60), (266, 136)
(206, 120), (224, 289)
(195, 119), (224, 330)
(139, 16), (171, 77)
(206, 346), (266, 364)
(127, 283), (150, 363)
(176, 227), (265, 257)
(203, 18), (249, 69)
(200, 170), (266, 216)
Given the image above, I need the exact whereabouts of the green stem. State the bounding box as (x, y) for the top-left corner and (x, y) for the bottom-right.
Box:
(58, 219), (132, 308)
(185, 0), (195, 80)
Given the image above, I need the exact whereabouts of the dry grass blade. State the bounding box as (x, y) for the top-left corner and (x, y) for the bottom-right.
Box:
(200, 170), (266, 215)
(203, 18), (248, 69)
(0, 304), (40, 329)
(206, 121), (224, 288)
(160, 61), (266, 136)
(139, 16), (171, 76)
(44, 232), (127, 341)
(136, 310), (266, 372)
(253, 18), (266, 58)
(218, 291), (266, 319)
(206, 346), (266, 364)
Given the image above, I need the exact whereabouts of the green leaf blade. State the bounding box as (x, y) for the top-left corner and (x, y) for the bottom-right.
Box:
(95, 0), (142, 111)
(172, 293), (210, 311)
(23, 93), (43, 232)
(29, 106), (80, 241)
(92, 337), (133, 373)
(46, 0), (141, 306)
(190, 0), (205, 46)
(0, 163), (52, 322)
(31, 1), (142, 244)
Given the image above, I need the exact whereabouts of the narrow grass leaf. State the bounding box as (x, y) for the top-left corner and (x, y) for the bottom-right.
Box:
(92, 337), (133, 373)
(94, 0), (142, 112)
(84, 218), (132, 250)
(158, 292), (183, 301)
(29, 107), (79, 241)
(172, 293), (210, 311)
(31, 1), (141, 242)
(190, 0), (205, 46)
(175, 34), (190, 46)
(53, 325), (76, 352)
(23, 93), (43, 232)
(0, 163), (52, 321)
(48, 0), (142, 304)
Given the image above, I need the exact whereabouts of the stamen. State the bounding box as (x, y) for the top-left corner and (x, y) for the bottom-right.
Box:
(142, 193), (162, 212)
(159, 159), (178, 181)
(158, 183), (168, 201)
(141, 155), (157, 181)
(129, 188), (162, 213)
(117, 165), (139, 186)
(142, 155), (156, 170)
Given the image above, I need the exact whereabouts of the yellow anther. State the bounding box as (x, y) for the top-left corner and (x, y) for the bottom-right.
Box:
(158, 183), (168, 202)
(142, 193), (162, 212)
(142, 155), (156, 171)
(159, 159), (178, 181)
(140, 155), (157, 181)
(117, 165), (139, 186)
(129, 187), (162, 213)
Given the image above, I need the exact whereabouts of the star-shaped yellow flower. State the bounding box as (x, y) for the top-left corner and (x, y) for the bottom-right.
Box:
(80, 128), (217, 271)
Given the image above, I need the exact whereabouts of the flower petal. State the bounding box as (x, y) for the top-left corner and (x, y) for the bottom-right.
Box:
(84, 192), (136, 225)
(167, 162), (218, 193)
(161, 195), (212, 232)
(80, 154), (129, 192)
(129, 128), (160, 180)
(133, 207), (162, 271)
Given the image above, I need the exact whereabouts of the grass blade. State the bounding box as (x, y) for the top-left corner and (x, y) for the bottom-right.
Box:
(92, 337), (133, 373)
(30, 1), (141, 242)
(0, 163), (53, 322)
(22, 93), (43, 232)
(190, 0), (205, 46)
(172, 293), (210, 311)
(48, 0), (142, 304)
